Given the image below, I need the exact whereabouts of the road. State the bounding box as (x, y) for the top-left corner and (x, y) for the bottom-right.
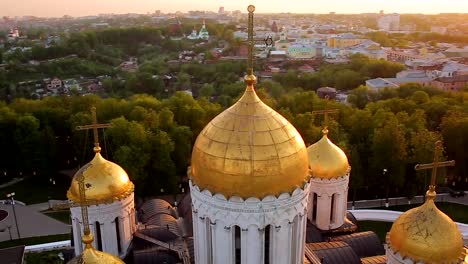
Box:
(0, 202), (70, 242)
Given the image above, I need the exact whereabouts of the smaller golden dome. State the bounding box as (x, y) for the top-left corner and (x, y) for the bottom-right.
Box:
(68, 233), (124, 264)
(388, 189), (464, 263)
(307, 129), (350, 179)
(67, 152), (134, 204)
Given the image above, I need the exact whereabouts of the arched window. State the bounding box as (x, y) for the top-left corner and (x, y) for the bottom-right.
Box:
(264, 225), (271, 264)
(234, 226), (241, 264)
(206, 217), (213, 264)
(330, 193), (337, 224)
(95, 221), (102, 251)
(115, 217), (122, 254)
(312, 193), (318, 223)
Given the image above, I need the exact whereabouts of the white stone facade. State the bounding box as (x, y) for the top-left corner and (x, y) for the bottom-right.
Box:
(386, 245), (426, 264)
(190, 180), (309, 264)
(308, 175), (349, 230)
(71, 193), (136, 258)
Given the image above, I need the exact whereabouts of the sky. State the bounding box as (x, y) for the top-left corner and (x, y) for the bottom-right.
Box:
(1, 0), (468, 17)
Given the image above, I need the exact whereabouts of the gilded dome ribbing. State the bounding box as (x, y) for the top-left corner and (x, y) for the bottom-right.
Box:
(190, 74), (309, 199)
(387, 190), (465, 263)
(307, 129), (350, 179)
(67, 152), (134, 204)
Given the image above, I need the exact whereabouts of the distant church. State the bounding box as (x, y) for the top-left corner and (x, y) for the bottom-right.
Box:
(66, 5), (467, 264)
(187, 21), (210, 41)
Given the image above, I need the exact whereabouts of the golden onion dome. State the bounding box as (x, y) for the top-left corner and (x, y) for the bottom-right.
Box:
(68, 233), (124, 264)
(307, 128), (350, 179)
(67, 152), (134, 204)
(190, 74), (309, 199)
(388, 189), (465, 263)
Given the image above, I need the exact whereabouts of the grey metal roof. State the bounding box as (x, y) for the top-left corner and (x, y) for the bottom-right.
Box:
(329, 231), (385, 258)
(361, 255), (387, 264)
(139, 199), (176, 223)
(305, 241), (362, 264)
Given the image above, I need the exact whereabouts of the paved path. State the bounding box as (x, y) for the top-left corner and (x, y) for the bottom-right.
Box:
(0, 203), (70, 242)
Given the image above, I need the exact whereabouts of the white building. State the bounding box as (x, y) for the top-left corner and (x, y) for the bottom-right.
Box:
(307, 128), (350, 231)
(189, 73), (310, 264)
(68, 141), (136, 259)
(378, 14), (400, 31)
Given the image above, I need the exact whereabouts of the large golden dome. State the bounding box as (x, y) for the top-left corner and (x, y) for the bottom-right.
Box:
(190, 74), (309, 199)
(307, 129), (350, 179)
(68, 152), (134, 204)
(68, 233), (124, 264)
(387, 190), (464, 263)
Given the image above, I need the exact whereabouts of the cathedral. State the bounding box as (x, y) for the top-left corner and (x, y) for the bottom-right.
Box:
(66, 5), (467, 264)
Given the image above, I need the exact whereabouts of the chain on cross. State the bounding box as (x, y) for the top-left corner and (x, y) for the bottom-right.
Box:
(76, 106), (112, 153)
(415, 140), (455, 194)
(75, 107), (112, 235)
(311, 95), (339, 132)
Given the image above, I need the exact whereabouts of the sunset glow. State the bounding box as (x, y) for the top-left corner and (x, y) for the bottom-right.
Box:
(2, 0), (468, 17)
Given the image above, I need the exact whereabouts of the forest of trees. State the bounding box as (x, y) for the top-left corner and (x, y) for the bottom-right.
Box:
(0, 82), (467, 201)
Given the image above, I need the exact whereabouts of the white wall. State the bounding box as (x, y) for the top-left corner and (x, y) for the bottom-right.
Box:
(70, 193), (135, 258)
(190, 180), (309, 264)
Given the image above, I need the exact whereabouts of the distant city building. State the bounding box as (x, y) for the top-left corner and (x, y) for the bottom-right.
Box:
(6, 28), (20, 41)
(327, 34), (365, 49)
(271, 21), (279, 33)
(287, 43), (317, 59)
(432, 75), (468, 92)
(431, 26), (448, 35)
(317, 87), (337, 99)
(218, 6), (225, 15)
(377, 13), (400, 31)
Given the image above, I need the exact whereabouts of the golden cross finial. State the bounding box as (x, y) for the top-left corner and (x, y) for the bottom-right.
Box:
(247, 5), (255, 75)
(311, 96), (339, 134)
(415, 140), (455, 198)
(76, 107), (112, 153)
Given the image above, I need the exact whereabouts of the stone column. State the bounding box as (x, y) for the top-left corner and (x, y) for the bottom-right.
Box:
(296, 214), (307, 264)
(246, 225), (263, 264)
(72, 218), (82, 255)
(316, 194), (331, 230)
(272, 220), (292, 264)
(241, 227), (249, 263)
(103, 220), (119, 256)
(213, 221), (234, 264)
(196, 216), (208, 264)
(192, 211), (199, 263)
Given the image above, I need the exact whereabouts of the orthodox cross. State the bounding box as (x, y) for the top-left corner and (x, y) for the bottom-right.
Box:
(311, 96), (339, 130)
(53, 107), (112, 211)
(415, 140), (455, 192)
(245, 5), (273, 75)
(76, 106), (112, 153)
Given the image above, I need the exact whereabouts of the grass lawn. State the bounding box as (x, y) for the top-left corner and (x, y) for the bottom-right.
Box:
(0, 176), (69, 205)
(0, 233), (70, 249)
(43, 211), (71, 224)
(25, 250), (65, 264)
